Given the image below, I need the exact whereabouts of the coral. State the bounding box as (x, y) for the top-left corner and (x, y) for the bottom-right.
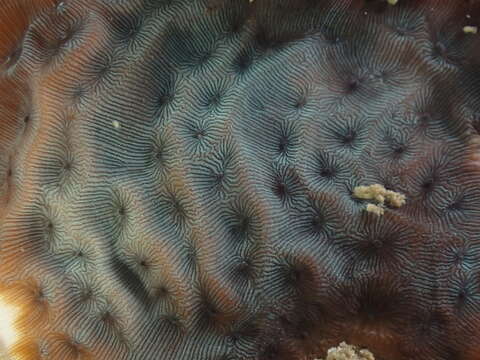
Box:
(0, 0), (480, 359)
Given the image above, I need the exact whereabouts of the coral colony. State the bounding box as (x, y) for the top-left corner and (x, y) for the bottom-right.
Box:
(0, 0), (479, 359)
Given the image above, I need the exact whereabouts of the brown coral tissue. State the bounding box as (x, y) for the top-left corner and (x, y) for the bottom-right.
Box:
(1, 0), (480, 359)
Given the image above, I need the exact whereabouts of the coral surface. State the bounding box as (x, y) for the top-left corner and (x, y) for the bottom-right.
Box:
(1, 0), (480, 359)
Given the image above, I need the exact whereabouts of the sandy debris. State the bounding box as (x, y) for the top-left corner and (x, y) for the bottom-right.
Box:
(353, 184), (406, 216)
(463, 26), (478, 34)
(316, 342), (375, 360)
(365, 203), (385, 216)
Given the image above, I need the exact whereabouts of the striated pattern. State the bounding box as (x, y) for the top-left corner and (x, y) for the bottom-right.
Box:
(1, 0), (480, 359)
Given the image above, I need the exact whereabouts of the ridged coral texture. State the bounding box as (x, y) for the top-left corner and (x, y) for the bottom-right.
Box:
(0, 0), (480, 359)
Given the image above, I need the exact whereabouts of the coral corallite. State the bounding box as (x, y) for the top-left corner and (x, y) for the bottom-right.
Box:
(1, 0), (480, 359)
